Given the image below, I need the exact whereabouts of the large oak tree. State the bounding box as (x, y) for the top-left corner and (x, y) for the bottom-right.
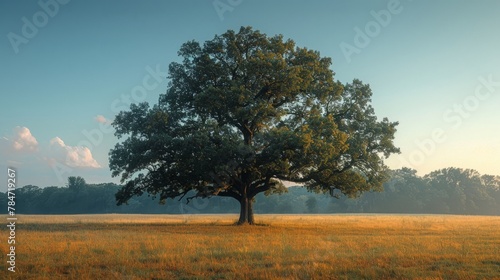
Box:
(109, 26), (399, 224)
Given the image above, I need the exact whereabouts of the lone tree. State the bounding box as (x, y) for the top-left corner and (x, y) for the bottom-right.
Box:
(109, 26), (399, 225)
(67, 176), (86, 192)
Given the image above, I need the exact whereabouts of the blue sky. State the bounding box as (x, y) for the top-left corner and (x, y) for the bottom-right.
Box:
(1, 0), (499, 188)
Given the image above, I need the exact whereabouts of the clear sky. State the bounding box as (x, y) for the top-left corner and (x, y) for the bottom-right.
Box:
(1, 0), (499, 189)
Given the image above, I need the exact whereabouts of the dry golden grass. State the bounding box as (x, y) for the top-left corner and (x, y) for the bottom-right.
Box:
(1, 214), (499, 279)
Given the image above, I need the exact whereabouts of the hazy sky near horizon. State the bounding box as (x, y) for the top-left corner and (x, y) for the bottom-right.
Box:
(1, 0), (499, 189)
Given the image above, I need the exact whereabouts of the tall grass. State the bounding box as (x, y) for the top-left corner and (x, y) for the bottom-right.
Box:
(1, 214), (499, 279)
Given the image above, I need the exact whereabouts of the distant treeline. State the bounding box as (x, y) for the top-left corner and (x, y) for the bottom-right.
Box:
(2, 167), (500, 215)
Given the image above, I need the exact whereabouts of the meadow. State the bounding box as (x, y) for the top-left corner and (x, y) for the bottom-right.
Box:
(1, 214), (499, 279)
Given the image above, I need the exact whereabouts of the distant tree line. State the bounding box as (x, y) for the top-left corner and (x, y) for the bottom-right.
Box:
(2, 167), (499, 215)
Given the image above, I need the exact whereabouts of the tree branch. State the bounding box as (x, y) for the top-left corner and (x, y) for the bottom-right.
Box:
(249, 176), (272, 198)
(216, 189), (241, 200)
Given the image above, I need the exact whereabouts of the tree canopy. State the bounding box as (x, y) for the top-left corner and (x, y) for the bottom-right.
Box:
(109, 26), (400, 224)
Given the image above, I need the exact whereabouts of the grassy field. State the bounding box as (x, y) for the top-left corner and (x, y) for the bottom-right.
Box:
(1, 214), (499, 279)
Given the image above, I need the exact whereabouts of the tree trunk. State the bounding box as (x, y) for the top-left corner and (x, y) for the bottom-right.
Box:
(237, 196), (255, 225)
(248, 198), (254, 224)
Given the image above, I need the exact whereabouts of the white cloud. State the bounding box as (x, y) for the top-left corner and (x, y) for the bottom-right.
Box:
(49, 137), (101, 168)
(1, 126), (106, 187)
(95, 115), (108, 124)
(11, 126), (38, 152)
